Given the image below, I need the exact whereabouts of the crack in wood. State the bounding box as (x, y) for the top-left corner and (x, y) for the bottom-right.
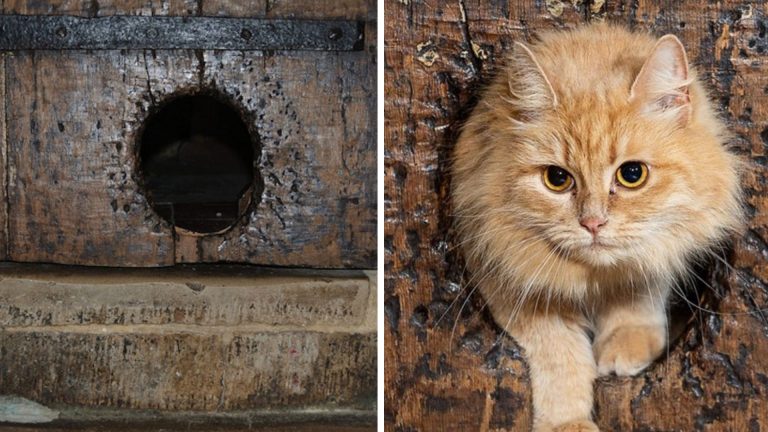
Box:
(195, 49), (205, 87)
(142, 50), (156, 107)
(457, 0), (481, 76)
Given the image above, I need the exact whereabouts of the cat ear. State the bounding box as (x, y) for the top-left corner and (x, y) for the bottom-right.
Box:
(629, 35), (692, 124)
(506, 42), (558, 115)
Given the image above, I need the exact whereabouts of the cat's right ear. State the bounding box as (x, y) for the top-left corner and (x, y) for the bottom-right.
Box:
(506, 42), (558, 115)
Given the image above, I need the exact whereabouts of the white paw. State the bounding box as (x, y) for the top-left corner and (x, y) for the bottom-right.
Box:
(550, 419), (600, 432)
(594, 325), (665, 377)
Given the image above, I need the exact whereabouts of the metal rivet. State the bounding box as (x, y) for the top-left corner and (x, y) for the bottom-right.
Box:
(55, 26), (68, 38)
(240, 28), (252, 41)
(328, 27), (343, 41)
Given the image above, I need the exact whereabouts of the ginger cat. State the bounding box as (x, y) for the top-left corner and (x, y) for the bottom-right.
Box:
(452, 24), (742, 431)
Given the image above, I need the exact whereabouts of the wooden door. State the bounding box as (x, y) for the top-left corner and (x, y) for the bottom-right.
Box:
(0, 0), (377, 268)
(385, 1), (768, 430)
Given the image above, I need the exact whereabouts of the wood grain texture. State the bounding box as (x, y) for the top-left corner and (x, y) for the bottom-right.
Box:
(6, 50), (177, 266)
(1, 1), (376, 268)
(204, 0), (374, 19)
(173, 49), (376, 267)
(3, 0), (200, 16)
(384, 0), (768, 430)
(0, 54), (7, 260)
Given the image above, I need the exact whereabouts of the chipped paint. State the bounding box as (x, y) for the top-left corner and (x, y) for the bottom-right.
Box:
(590, 0), (605, 13)
(715, 23), (731, 62)
(741, 4), (753, 19)
(416, 41), (440, 67)
(546, 0), (565, 17)
(471, 41), (489, 60)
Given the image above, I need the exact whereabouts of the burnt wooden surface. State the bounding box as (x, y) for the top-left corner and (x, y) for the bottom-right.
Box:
(384, 0), (768, 430)
(0, 0), (376, 268)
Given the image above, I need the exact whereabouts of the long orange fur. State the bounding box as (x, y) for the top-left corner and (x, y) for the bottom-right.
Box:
(452, 24), (743, 432)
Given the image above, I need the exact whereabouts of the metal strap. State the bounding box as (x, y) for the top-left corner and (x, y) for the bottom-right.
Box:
(0, 15), (363, 51)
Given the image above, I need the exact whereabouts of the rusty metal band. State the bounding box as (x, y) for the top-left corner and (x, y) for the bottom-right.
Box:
(0, 15), (363, 51)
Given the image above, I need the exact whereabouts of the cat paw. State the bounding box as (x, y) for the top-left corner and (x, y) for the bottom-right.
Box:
(551, 419), (600, 432)
(594, 325), (665, 376)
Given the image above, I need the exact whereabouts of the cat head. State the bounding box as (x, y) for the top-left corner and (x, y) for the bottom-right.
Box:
(453, 25), (743, 287)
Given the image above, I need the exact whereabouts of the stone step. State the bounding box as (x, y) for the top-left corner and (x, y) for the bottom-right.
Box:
(0, 426), (373, 432)
(0, 265), (374, 329)
(0, 401), (375, 431)
(0, 264), (376, 417)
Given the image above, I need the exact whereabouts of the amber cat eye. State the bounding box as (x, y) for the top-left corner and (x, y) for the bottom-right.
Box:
(616, 161), (648, 188)
(543, 166), (574, 192)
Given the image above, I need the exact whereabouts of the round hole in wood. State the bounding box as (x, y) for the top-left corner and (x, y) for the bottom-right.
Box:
(139, 92), (258, 234)
(667, 256), (728, 346)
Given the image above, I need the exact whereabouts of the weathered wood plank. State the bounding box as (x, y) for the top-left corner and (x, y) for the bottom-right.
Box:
(1, 0), (376, 269)
(0, 53), (7, 260)
(592, 2), (768, 431)
(385, 0), (768, 430)
(384, 1), (569, 430)
(172, 50), (376, 268)
(266, 0), (373, 20)
(202, 0), (268, 18)
(2, 0), (199, 16)
(5, 47), (375, 268)
(202, 0), (373, 20)
(5, 50), (178, 266)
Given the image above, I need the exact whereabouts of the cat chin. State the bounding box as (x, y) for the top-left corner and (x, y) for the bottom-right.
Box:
(573, 245), (627, 268)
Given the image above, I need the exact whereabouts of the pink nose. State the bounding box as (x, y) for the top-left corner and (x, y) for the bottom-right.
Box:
(579, 217), (607, 235)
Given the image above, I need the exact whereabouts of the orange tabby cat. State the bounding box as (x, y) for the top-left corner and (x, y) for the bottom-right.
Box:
(452, 24), (742, 432)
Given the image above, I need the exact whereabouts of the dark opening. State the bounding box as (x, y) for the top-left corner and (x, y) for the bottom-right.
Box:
(668, 255), (729, 346)
(139, 93), (256, 233)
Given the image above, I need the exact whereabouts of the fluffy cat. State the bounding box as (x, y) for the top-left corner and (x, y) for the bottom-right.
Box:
(451, 24), (742, 432)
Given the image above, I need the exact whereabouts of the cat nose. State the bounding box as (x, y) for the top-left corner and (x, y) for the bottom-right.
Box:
(579, 217), (607, 235)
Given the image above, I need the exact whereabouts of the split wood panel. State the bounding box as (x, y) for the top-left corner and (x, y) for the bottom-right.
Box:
(0, 0), (376, 268)
(384, 0), (768, 430)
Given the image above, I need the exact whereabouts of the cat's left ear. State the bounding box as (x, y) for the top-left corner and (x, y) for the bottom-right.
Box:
(629, 35), (692, 125)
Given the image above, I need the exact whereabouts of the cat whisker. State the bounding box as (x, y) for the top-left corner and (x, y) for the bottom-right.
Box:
(446, 235), (550, 343)
(494, 243), (562, 347)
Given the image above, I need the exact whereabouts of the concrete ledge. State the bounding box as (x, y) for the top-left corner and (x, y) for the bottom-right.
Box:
(0, 406), (375, 431)
(1, 328), (376, 411)
(0, 264), (372, 329)
(0, 264), (376, 413)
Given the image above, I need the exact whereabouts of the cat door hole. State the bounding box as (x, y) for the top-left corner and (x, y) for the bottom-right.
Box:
(667, 257), (728, 347)
(139, 92), (258, 234)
